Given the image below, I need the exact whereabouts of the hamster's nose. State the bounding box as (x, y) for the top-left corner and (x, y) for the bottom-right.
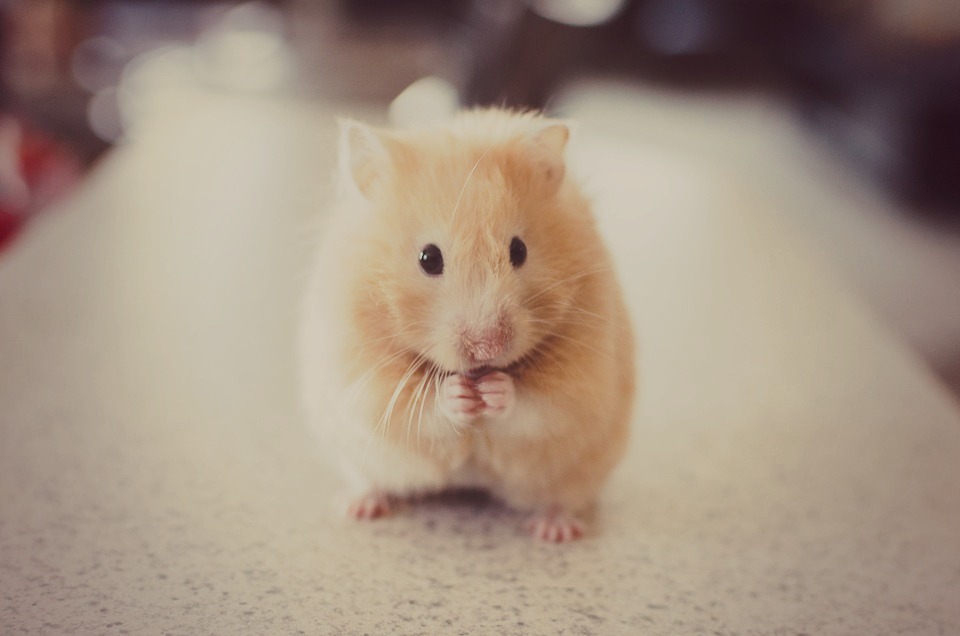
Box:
(461, 321), (513, 363)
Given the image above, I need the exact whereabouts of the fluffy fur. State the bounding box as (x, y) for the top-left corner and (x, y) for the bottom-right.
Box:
(299, 108), (635, 541)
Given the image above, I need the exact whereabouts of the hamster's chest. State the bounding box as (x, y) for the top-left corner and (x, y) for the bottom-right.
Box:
(443, 388), (548, 473)
(444, 427), (522, 490)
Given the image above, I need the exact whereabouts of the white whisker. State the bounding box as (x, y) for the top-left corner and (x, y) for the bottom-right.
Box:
(361, 354), (424, 462)
(451, 149), (491, 223)
(525, 267), (611, 304)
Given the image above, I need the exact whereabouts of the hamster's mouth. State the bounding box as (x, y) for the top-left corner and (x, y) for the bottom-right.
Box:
(431, 337), (551, 380)
(433, 360), (524, 380)
(439, 364), (508, 380)
(464, 365), (496, 380)
(452, 346), (544, 380)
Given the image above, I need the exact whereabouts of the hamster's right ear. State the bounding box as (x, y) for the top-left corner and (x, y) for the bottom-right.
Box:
(337, 119), (392, 198)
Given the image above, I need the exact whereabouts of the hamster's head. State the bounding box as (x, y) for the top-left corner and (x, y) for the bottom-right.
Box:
(338, 110), (599, 376)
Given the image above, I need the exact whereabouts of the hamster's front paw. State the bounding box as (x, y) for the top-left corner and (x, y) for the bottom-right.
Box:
(474, 371), (515, 419)
(439, 374), (484, 425)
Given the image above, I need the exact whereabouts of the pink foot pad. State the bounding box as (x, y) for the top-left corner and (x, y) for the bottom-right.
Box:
(526, 510), (585, 542)
(346, 493), (392, 520)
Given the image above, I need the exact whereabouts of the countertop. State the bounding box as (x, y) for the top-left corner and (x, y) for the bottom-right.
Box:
(2, 91), (959, 635)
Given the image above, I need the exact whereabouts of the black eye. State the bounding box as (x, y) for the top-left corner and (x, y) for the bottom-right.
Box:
(509, 237), (527, 268)
(418, 244), (444, 276)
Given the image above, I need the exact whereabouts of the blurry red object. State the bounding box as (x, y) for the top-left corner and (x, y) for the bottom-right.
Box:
(0, 115), (81, 252)
(0, 212), (19, 251)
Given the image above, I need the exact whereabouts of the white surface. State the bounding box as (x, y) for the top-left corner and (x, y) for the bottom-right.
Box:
(2, 91), (960, 634)
(559, 81), (960, 369)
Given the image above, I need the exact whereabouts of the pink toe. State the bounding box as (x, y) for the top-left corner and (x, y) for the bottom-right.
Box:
(347, 493), (392, 520)
(527, 511), (585, 543)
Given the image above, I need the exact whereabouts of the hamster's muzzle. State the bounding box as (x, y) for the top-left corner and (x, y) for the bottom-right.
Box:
(459, 320), (514, 364)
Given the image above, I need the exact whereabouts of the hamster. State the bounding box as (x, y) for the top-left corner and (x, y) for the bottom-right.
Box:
(299, 108), (635, 542)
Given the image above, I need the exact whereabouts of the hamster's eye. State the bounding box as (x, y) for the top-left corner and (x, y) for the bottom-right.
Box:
(509, 237), (527, 268)
(418, 244), (444, 276)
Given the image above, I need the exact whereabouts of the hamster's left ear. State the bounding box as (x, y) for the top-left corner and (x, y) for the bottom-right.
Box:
(337, 119), (394, 199)
(528, 121), (571, 195)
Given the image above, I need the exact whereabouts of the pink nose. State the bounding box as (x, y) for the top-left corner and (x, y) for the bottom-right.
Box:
(461, 323), (512, 363)
(464, 337), (504, 362)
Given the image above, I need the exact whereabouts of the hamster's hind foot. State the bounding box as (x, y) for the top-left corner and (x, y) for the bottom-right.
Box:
(525, 508), (585, 542)
(345, 492), (393, 520)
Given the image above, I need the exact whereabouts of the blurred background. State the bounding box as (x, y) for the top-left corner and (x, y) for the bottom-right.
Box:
(1, 0), (959, 389)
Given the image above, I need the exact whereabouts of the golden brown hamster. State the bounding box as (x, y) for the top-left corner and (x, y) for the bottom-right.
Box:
(299, 108), (635, 542)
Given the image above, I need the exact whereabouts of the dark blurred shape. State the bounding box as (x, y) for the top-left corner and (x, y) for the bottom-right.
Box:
(456, 0), (960, 216)
(460, 2), (577, 108)
(338, 0), (468, 25)
(636, 0), (719, 56)
(0, 0), (100, 161)
(1, 0), (291, 157)
(2, 0), (958, 215)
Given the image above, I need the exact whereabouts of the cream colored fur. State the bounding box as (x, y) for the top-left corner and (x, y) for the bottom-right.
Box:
(299, 108), (635, 531)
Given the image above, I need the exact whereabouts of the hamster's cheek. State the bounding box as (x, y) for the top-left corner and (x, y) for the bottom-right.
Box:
(531, 275), (576, 320)
(386, 273), (432, 321)
(387, 282), (458, 366)
(426, 330), (467, 372)
(506, 309), (539, 358)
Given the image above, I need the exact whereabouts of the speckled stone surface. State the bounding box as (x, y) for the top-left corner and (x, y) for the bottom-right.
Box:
(2, 94), (960, 635)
